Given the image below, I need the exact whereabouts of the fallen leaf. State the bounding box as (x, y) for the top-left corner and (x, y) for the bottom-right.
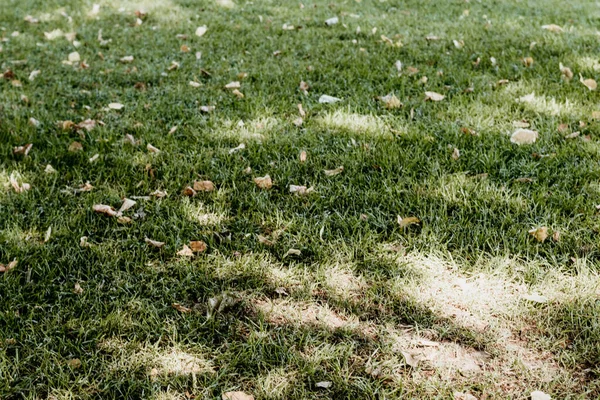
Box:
(453, 39), (464, 49)
(117, 216), (132, 224)
(297, 103), (306, 117)
(523, 293), (548, 303)
(580, 74), (597, 90)
(293, 117), (303, 126)
(542, 24), (563, 33)
(193, 180), (215, 192)
(189, 81), (202, 87)
(181, 44), (190, 52)
(284, 248), (301, 257)
(565, 131), (580, 139)
(45, 164), (56, 174)
(529, 227), (548, 242)
(150, 189), (168, 198)
(13, 143), (33, 156)
(254, 175), (273, 189)
(257, 235), (275, 246)
(168, 126), (178, 135)
(222, 392), (254, 400)
(380, 94), (402, 109)
(93, 204), (117, 217)
(89, 154), (99, 163)
(552, 230), (560, 242)
(401, 351), (419, 368)
(147, 143), (160, 153)
(200, 105), (215, 113)
(531, 390), (551, 400)
(108, 102), (124, 110)
(120, 55), (134, 63)
(289, 185), (313, 195)
(299, 81), (309, 94)
(183, 186), (197, 197)
(73, 283), (83, 294)
(523, 57), (534, 67)
(172, 303), (192, 313)
(145, 237), (165, 248)
(424, 91), (445, 101)
(29, 117), (40, 127)
(397, 215), (420, 228)
(196, 25), (208, 37)
(559, 63), (573, 81)
(44, 226), (52, 243)
(300, 151), (307, 163)
(452, 147), (460, 160)
(510, 129), (538, 145)
(77, 119), (96, 131)
(319, 94), (342, 104)
(190, 240), (208, 253)
(324, 166), (344, 176)
(454, 392), (478, 400)
(229, 143), (245, 154)
(68, 51), (80, 63)
(89, 3), (100, 17)
(118, 198), (136, 215)
(44, 29), (64, 40)
(325, 17), (339, 26)
(232, 89), (244, 98)
(316, 381), (332, 389)
(0, 259), (18, 273)
(67, 359), (81, 368)
(225, 81), (241, 89)
(512, 120), (530, 128)
(177, 245), (194, 257)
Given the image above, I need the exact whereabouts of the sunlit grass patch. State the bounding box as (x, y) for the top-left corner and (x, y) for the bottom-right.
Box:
(180, 197), (227, 226)
(317, 109), (390, 136)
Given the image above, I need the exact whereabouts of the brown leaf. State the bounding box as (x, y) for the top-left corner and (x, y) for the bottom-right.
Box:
(13, 143), (33, 156)
(193, 180), (215, 192)
(257, 235), (275, 246)
(289, 185), (313, 195)
(190, 240), (208, 253)
(254, 175), (273, 189)
(172, 303), (192, 313)
(145, 237), (165, 248)
(67, 359), (82, 369)
(293, 117), (303, 127)
(552, 230), (560, 242)
(580, 74), (597, 90)
(222, 392), (254, 400)
(297, 103), (306, 117)
(324, 166), (344, 176)
(510, 129), (538, 145)
(523, 57), (534, 67)
(93, 204), (117, 217)
(231, 89), (244, 98)
(177, 244), (194, 257)
(0, 259), (18, 273)
(147, 143), (160, 153)
(299, 81), (309, 94)
(528, 227), (548, 243)
(380, 94), (402, 109)
(73, 283), (84, 294)
(424, 91), (445, 101)
(225, 81), (241, 89)
(117, 216), (132, 224)
(183, 186), (197, 197)
(397, 216), (420, 228)
(559, 63), (573, 81)
(299, 151), (307, 163)
(150, 189), (168, 198)
(68, 141), (83, 152)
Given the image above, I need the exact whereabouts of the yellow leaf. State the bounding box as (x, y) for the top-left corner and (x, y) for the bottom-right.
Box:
(172, 303), (191, 313)
(397, 216), (420, 228)
(254, 175), (273, 189)
(528, 227), (548, 243)
(579, 74), (597, 90)
(424, 91), (445, 101)
(193, 180), (215, 192)
(190, 240), (208, 253)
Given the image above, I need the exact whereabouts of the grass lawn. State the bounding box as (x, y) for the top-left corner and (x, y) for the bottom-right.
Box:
(3, 0), (600, 398)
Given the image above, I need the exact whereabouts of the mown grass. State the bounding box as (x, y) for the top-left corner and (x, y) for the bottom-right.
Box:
(2, 0), (600, 398)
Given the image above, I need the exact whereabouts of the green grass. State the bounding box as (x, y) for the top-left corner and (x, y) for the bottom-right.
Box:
(2, 0), (600, 398)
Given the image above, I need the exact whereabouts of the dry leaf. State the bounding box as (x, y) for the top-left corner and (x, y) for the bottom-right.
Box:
(172, 303), (192, 313)
(579, 74), (597, 90)
(195, 25), (208, 37)
(293, 117), (303, 126)
(68, 142), (83, 152)
(200, 105), (215, 113)
(552, 230), (560, 242)
(147, 143), (160, 153)
(120, 55), (134, 63)
(117, 216), (132, 224)
(319, 95), (342, 104)
(257, 235), (275, 246)
(449, 146), (461, 160)
(193, 180), (215, 192)
(118, 198), (136, 215)
(189, 81), (202, 88)
(29, 117), (40, 127)
(284, 248), (301, 257)
(44, 226), (52, 243)
(324, 166), (344, 176)
(523, 57), (534, 67)
(145, 237), (165, 248)
(424, 91), (445, 101)
(529, 227), (548, 242)
(565, 131), (580, 139)
(190, 240), (208, 253)
(300, 151), (307, 163)
(89, 154), (99, 163)
(559, 63), (573, 81)
(232, 89), (244, 98)
(67, 359), (81, 368)
(77, 119), (96, 131)
(168, 126), (178, 135)
(0, 259), (18, 273)
(254, 175), (273, 189)
(45, 29), (64, 40)
(289, 185), (313, 195)
(177, 245), (194, 257)
(181, 44), (190, 52)
(510, 129), (538, 145)
(401, 351), (419, 368)
(325, 17), (338, 26)
(397, 215), (420, 228)
(225, 81), (241, 89)
(183, 186), (197, 197)
(454, 392), (478, 400)
(229, 143), (245, 154)
(380, 94), (402, 109)
(453, 39), (464, 49)
(222, 392), (254, 400)
(512, 120), (530, 128)
(45, 164), (56, 174)
(531, 391), (551, 400)
(93, 204), (117, 217)
(150, 189), (168, 198)
(523, 293), (548, 303)
(73, 283), (83, 295)
(89, 3), (100, 16)
(316, 381), (332, 389)
(108, 102), (124, 110)
(299, 81), (309, 94)
(13, 143), (33, 156)
(542, 24), (563, 33)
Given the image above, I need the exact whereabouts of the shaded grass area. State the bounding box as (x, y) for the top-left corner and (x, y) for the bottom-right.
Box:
(2, 0), (600, 398)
